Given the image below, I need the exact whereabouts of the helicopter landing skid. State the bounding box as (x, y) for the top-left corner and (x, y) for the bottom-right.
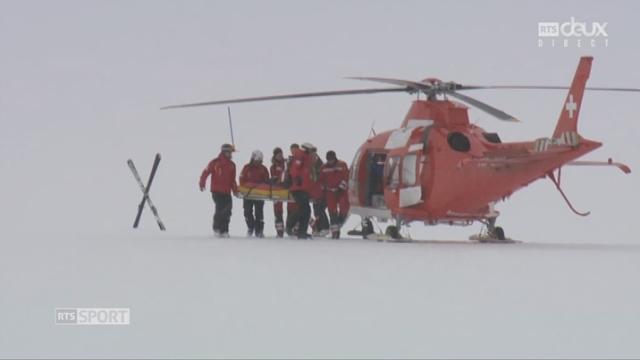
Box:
(468, 234), (520, 244)
(469, 217), (519, 243)
(365, 232), (413, 243)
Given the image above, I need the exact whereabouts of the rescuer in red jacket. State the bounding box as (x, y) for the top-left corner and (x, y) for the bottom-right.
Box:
(308, 146), (330, 236)
(284, 143), (300, 236)
(239, 150), (270, 237)
(320, 150), (350, 239)
(289, 142), (315, 239)
(270, 147), (287, 237)
(199, 143), (238, 237)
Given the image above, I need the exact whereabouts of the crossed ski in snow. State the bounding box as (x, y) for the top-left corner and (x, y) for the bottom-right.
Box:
(127, 153), (166, 231)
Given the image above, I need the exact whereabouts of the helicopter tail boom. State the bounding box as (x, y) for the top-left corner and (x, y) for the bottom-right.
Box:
(552, 56), (593, 138)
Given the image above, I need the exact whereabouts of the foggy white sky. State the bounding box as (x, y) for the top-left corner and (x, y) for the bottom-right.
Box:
(2, 1), (640, 358)
(1, 0), (639, 240)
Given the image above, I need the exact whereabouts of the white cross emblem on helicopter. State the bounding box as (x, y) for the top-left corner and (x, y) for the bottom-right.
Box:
(565, 94), (577, 118)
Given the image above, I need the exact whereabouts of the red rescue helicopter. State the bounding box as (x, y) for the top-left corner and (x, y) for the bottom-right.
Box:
(163, 57), (635, 242)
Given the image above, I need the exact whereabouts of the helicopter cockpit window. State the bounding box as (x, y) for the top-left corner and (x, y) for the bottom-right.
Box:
(402, 154), (417, 186)
(385, 156), (400, 187)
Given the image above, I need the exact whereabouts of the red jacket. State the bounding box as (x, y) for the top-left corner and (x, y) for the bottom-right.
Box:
(320, 160), (349, 191)
(239, 162), (270, 186)
(270, 159), (286, 184)
(309, 155), (324, 200)
(289, 148), (313, 192)
(200, 153), (238, 194)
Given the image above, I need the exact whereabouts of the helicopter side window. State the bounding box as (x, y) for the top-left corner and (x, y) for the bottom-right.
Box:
(385, 156), (400, 187)
(447, 132), (471, 152)
(402, 154), (417, 186)
(482, 132), (502, 144)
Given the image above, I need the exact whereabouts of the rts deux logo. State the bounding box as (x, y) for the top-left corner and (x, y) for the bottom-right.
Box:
(538, 17), (608, 48)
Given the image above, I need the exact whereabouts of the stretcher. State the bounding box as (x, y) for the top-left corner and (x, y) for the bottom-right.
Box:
(236, 182), (294, 202)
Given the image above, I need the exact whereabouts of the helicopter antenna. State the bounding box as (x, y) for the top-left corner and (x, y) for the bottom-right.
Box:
(227, 106), (236, 150)
(369, 121), (377, 138)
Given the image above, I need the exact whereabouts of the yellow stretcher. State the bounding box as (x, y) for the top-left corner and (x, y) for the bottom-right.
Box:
(236, 182), (294, 202)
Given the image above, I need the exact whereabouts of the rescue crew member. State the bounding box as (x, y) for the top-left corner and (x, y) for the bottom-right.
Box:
(239, 150), (270, 237)
(199, 143), (238, 238)
(289, 142), (315, 239)
(284, 143), (300, 236)
(270, 147), (286, 238)
(308, 145), (330, 236)
(320, 150), (350, 239)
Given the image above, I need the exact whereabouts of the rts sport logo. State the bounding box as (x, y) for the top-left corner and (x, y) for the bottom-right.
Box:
(538, 17), (608, 48)
(55, 308), (130, 326)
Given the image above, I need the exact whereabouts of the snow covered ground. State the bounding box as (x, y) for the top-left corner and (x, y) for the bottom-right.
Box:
(3, 230), (640, 358)
(2, 1), (640, 358)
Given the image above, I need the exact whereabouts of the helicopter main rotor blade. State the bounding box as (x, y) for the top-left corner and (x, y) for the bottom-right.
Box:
(348, 76), (520, 122)
(345, 77), (430, 92)
(585, 86), (640, 92)
(459, 85), (640, 92)
(161, 87), (408, 110)
(447, 91), (519, 122)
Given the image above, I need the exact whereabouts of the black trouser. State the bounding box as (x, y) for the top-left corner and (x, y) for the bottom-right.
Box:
(243, 199), (265, 235)
(312, 200), (330, 232)
(291, 191), (311, 236)
(274, 203), (284, 236)
(285, 205), (298, 234)
(212, 192), (232, 234)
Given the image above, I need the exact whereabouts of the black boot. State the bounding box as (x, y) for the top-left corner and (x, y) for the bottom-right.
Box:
(275, 220), (284, 238)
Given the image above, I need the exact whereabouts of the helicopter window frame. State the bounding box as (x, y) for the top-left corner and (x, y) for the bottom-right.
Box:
(402, 153), (418, 186)
(349, 148), (362, 182)
(385, 156), (401, 187)
(348, 148), (362, 200)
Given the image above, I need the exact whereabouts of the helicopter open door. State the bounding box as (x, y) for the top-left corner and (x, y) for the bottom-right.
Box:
(384, 146), (423, 208)
(362, 151), (387, 208)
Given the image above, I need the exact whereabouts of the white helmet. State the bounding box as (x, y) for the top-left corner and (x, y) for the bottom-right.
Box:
(301, 142), (316, 152)
(251, 150), (263, 162)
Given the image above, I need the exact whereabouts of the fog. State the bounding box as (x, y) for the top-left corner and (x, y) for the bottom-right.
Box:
(1, 1), (639, 357)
